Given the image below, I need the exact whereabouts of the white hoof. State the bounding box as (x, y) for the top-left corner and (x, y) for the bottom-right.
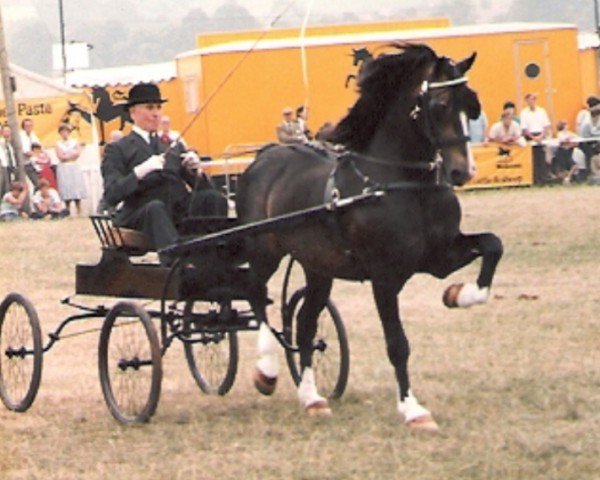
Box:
(298, 368), (331, 415)
(398, 390), (437, 432)
(443, 283), (489, 308)
(406, 414), (440, 433)
(305, 399), (332, 417)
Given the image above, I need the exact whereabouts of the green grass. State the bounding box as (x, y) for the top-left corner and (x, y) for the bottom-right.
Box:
(0, 185), (599, 479)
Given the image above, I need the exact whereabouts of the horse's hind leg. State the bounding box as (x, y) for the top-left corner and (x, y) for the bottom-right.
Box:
(296, 272), (333, 416)
(372, 281), (439, 432)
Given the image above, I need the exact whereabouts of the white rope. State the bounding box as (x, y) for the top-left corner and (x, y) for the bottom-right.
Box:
(299, 0), (315, 108)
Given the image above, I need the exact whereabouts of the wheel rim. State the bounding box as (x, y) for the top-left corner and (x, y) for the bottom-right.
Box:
(311, 309), (343, 397)
(0, 297), (41, 411)
(284, 290), (348, 399)
(186, 332), (235, 394)
(183, 300), (238, 395)
(101, 310), (160, 422)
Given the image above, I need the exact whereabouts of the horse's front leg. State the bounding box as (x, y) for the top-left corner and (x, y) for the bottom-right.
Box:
(296, 273), (334, 416)
(428, 232), (503, 308)
(372, 281), (439, 432)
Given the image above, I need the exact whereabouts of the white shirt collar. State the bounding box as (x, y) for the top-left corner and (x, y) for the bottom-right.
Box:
(132, 125), (155, 144)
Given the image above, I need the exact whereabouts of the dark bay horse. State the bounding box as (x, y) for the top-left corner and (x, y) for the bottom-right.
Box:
(235, 44), (503, 431)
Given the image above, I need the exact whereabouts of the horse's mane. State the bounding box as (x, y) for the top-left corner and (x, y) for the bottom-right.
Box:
(329, 43), (438, 151)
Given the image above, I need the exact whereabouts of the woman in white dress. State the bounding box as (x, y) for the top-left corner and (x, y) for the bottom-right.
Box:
(55, 124), (86, 215)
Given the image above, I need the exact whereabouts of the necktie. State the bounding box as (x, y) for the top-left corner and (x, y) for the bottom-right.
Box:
(149, 133), (159, 154)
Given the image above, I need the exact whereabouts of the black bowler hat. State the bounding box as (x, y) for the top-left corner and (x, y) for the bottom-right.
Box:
(125, 83), (167, 109)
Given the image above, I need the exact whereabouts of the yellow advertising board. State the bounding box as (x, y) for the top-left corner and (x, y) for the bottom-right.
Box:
(0, 93), (95, 148)
(465, 145), (533, 189)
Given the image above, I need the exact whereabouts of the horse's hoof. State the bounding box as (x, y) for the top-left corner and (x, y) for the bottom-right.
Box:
(253, 369), (277, 396)
(407, 414), (440, 433)
(443, 283), (463, 308)
(305, 400), (332, 417)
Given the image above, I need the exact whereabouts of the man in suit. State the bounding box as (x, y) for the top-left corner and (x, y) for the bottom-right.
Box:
(101, 82), (227, 265)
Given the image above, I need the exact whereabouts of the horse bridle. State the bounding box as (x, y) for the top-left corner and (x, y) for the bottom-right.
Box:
(410, 76), (472, 150)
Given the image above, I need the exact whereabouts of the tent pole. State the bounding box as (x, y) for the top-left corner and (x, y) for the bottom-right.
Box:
(0, 3), (26, 183)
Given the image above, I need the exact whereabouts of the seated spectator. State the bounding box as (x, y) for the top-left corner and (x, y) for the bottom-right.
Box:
(580, 101), (600, 138)
(502, 101), (519, 124)
(551, 131), (581, 185)
(520, 93), (551, 141)
(0, 181), (28, 221)
(276, 107), (307, 144)
(30, 178), (69, 219)
(30, 143), (58, 189)
(295, 105), (313, 141)
(487, 109), (526, 149)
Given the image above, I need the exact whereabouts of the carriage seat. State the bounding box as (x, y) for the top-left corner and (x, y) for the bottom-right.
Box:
(90, 215), (153, 255)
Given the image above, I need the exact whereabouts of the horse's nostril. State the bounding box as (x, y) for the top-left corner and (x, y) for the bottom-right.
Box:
(450, 169), (467, 185)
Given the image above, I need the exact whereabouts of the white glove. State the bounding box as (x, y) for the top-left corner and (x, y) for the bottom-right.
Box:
(134, 154), (164, 179)
(181, 151), (203, 174)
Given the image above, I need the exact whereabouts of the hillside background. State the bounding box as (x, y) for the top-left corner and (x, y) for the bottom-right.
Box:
(3, 0), (596, 77)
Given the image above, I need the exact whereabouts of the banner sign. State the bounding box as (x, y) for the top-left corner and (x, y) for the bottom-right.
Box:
(465, 145), (533, 189)
(0, 93), (95, 148)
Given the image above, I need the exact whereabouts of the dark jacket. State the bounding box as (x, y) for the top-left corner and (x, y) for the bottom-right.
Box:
(101, 131), (210, 226)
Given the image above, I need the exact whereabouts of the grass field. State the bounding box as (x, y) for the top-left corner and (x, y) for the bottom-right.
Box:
(0, 185), (598, 479)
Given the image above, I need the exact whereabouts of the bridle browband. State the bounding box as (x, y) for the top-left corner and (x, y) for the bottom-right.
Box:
(410, 75), (471, 150)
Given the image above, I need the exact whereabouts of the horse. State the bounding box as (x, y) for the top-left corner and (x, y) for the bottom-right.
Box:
(235, 43), (503, 432)
(345, 47), (373, 88)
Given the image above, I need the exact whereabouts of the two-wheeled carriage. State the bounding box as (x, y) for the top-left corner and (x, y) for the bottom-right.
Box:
(0, 195), (382, 423)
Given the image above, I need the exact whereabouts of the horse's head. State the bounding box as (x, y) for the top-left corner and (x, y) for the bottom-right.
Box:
(331, 43), (481, 186)
(411, 50), (481, 186)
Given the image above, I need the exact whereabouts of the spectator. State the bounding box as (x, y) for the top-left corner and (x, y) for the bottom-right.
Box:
(580, 101), (600, 138)
(502, 101), (519, 124)
(30, 178), (69, 220)
(0, 124), (17, 198)
(468, 110), (488, 145)
(520, 93), (551, 141)
(487, 109), (526, 148)
(575, 97), (600, 136)
(101, 82), (227, 266)
(0, 181), (28, 221)
(548, 123), (583, 185)
(588, 143), (600, 185)
(19, 117), (41, 187)
(30, 143), (58, 189)
(55, 123), (87, 216)
(276, 107), (307, 144)
(109, 130), (124, 143)
(295, 105), (313, 141)
(158, 116), (186, 148)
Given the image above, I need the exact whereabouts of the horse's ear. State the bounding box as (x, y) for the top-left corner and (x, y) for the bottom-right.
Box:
(456, 52), (477, 75)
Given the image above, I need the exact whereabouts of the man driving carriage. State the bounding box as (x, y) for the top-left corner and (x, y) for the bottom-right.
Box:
(101, 82), (227, 266)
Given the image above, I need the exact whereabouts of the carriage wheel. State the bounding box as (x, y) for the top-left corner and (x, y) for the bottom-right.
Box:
(98, 301), (162, 424)
(0, 293), (43, 412)
(183, 301), (238, 395)
(283, 287), (349, 399)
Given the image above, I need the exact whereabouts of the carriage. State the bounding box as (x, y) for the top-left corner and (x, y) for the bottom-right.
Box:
(0, 201), (365, 423)
(2, 44), (503, 431)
